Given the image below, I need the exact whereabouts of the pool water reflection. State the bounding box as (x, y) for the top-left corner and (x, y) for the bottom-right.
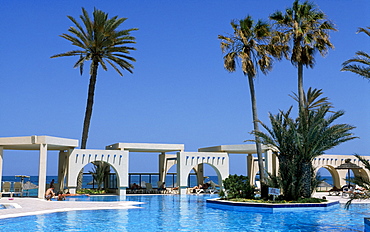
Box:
(0, 195), (367, 231)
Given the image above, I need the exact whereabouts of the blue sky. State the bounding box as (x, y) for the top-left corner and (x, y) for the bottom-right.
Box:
(0, 0), (369, 176)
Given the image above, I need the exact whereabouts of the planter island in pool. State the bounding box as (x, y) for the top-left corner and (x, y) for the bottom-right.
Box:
(206, 198), (340, 213)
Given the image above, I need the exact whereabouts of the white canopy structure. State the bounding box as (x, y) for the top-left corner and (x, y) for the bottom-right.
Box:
(0, 136), (78, 198)
(199, 144), (277, 184)
(1, 135), (367, 197)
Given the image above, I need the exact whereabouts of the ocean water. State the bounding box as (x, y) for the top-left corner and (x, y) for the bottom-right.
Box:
(321, 176), (334, 185)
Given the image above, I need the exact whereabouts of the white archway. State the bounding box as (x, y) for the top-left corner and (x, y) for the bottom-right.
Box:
(313, 155), (370, 188)
(67, 149), (128, 195)
(177, 152), (229, 194)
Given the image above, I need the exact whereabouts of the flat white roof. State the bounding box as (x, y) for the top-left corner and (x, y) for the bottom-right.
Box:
(198, 144), (273, 154)
(0, 136), (79, 150)
(106, 142), (184, 152)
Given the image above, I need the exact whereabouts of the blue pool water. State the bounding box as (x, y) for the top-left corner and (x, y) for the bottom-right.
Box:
(0, 195), (368, 231)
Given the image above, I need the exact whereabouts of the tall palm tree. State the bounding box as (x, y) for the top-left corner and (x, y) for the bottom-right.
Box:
(341, 27), (370, 79)
(270, 0), (336, 110)
(51, 8), (138, 149)
(218, 16), (287, 194)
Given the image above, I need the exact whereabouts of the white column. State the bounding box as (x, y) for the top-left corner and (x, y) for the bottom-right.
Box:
(159, 152), (166, 183)
(195, 163), (204, 185)
(38, 144), (48, 199)
(177, 152), (187, 195)
(58, 150), (69, 193)
(117, 150), (129, 195)
(265, 150), (273, 174)
(337, 169), (348, 187)
(0, 147), (3, 188)
(247, 154), (254, 185)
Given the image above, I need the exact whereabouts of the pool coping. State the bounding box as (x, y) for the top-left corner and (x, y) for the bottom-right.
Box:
(0, 197), (144, 219)
(365, 218), (370, 232)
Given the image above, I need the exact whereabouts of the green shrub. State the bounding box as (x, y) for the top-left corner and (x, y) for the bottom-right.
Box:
(221, 174), (255, 199)
(77, 188), (106, 194)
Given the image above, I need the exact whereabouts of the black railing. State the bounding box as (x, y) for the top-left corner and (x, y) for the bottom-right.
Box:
(84, 172), (197, 189)
(128, 173), (197, 188)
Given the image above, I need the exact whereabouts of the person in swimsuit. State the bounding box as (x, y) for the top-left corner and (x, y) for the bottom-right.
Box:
(45, 187), (55, 201)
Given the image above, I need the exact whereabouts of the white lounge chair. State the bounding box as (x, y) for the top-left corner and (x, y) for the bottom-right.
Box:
(196, 188), (205, 194)
(13, 182), (23, 197)
(145, 183), (156, 194)
(168, 187), (179, 194)
(206, 180), (219, 194)
(2, 182), (22, 197)
(2, 182), (12, 197)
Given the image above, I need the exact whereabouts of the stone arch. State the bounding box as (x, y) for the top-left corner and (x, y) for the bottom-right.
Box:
(353, 168), (369, 181)
(177, 152), (229, 194)
(314, 165), (341, 188)
(185, 162), (222, 186)
(88, 160), (120, 189)
(67, 149), (128, 195)
(313, 155), (370, 188)
(159, 154), (177, 183)
(160, 153), (220, 188)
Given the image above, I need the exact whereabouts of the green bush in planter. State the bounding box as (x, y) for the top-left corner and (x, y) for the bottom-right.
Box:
(222, 174), (255, 199)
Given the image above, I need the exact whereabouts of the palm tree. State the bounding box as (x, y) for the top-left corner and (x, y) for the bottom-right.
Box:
(270, 0), (337, 110)
(254, 89), (357, 199)
(89, 161), (111, 191)
(51, 8), (138, 149)
(341, 27), (370, 79)
(218, 16), (287, 195)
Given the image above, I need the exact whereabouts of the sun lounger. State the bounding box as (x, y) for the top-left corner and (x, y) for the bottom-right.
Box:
(12, 182), (23, 197)
(168, 187), (179, 194)
(342, 186), (354, 198)
(1, 182), (22, 197)
(157, 181), (165, 194)
(328, 186), (342, 196)
(206, 180), (219, 194)
(145, 183), (157, 194)
(1, 182), (12, 197)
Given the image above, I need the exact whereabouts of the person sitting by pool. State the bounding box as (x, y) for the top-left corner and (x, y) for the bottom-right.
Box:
(131, 183), (141, 189)
(45, 187), (55, 201)
(57, 191), (66, 201)
(158, 182), (166, 193)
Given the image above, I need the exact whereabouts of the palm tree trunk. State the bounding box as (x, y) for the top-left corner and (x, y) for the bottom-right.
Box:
(301, 162), (312, 198)
(298, 63), (304, 110)
(81, 61), (99, 149)
(247, 74), (266, 197)
(78, 61), (99, 190)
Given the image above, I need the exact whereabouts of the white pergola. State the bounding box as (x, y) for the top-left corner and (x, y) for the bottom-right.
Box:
(0, 136), (78, 198)
(106, 143), (230, 195)
(106, 142), (185, 193)
(199, 144), (277, 184)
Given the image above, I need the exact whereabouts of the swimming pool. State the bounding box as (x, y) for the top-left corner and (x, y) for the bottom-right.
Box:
(0, 195), (368, 231)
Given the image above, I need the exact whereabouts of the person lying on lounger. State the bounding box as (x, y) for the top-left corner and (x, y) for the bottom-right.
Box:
(190, 183), (210, 193)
